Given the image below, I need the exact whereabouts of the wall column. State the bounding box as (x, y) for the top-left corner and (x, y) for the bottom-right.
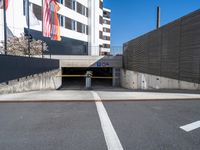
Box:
(112, 68), (120, 87)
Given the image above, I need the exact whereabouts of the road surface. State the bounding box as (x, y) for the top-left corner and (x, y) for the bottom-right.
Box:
(0, 90), (200, 150)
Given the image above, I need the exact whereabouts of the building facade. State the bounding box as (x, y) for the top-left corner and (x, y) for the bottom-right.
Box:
(101, 8), (111, 55)
(0, 0), (111, 56)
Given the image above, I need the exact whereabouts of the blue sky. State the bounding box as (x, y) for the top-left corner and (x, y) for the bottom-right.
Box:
(104, 0), (200, 47)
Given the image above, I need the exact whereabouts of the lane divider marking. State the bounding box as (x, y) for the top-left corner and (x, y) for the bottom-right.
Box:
(180, 120), (200, 132)
(91, 91), (124, 150)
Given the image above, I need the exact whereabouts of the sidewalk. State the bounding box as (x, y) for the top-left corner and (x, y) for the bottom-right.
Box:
(0, 88), (200, 102)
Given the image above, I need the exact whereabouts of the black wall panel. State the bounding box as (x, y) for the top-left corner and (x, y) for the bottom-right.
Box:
(0, 55), (59, 83)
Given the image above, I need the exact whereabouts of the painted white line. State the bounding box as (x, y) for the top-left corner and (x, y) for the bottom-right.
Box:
(180, 121), (200, 132)
(91, 91), (124, 150)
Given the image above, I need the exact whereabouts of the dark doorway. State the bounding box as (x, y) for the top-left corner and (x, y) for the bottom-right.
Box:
(61, 67), (113, 90)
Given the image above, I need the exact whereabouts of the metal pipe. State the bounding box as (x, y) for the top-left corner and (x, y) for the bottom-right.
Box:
(157, 6), (160, 29)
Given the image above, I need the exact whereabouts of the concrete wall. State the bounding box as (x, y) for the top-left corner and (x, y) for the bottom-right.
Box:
(0, 69), (62, 94)
(121, 69), (200, 90)
(112, 68), (120, 87)
(57, 55), (122, 68)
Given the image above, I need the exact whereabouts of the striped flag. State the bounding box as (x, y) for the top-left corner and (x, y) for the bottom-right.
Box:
(0, 0), (9, 10)
(43, 0), (61, 41)
(50, 0), (61, 41)
(43, 0), (51, 37)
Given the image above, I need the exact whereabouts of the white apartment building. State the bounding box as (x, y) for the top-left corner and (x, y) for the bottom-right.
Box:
(101, 8), (111, 55)
(0, 0), (111, 56)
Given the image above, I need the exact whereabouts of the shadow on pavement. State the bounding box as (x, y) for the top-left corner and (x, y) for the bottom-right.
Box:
(59, 86), (200, 94)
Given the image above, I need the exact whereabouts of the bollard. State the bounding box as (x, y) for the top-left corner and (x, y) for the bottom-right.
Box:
(85, 71), (93, 90)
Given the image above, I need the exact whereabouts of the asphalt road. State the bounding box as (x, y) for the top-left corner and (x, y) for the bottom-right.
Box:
(104, 100), (200, 150)
(0, 102), (107, 150)
(0, 100), (200, 150)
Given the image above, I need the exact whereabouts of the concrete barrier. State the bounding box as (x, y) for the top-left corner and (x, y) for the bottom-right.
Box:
(0, 69), (62, 94)
(121, 69), (200, 90)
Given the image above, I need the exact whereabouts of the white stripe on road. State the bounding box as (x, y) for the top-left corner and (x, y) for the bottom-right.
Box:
(180, 121), (200, 132)
(91, 91), (124, 150)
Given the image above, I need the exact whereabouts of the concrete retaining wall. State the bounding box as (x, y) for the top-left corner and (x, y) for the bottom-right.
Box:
(121, 69), (200, 90)
(0, 69), (62, 94)
(112, 68), (120, 87)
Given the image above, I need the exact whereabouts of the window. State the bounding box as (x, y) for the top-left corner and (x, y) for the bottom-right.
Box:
(23, 0), (25, 16)
(57, 0), (64, 4)
(77, 22), (82, 33)
(103, 44), (110, 48)
(65, 0), (89, 17)
(32, 4), (42, 20)
(76, 2), (88, 17)
(77, 22), (86, 34)
(65, 17), (72, 29)
(59, 15), (64, 27)
(82, 6), (86, 16)
(65, 17), (87, 34)
(99, 0), (103, 9)
(86, 26), (88, 35)
(82, 24), (86, 34)
(72, 20), (76, 31)
(103, 36), (110, 41)
(65, 0), (71, 8)
(99, 31), (103, 39)
(86, 8), (88, 17)
(103, 27), (110, 32)
(99, 16), (103, 24)
(103, 11), (110, 18)
(72, 0), (76, 11)
(77, 2), (82, 14)
(104, 20), (110, 25)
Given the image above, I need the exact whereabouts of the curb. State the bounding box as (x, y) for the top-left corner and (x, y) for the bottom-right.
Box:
(0, 98), (200, 103)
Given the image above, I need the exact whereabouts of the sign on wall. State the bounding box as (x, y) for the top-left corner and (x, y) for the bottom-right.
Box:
(96, 61), (110, 67)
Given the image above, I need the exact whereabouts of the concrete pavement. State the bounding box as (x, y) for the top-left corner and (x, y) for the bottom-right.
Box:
(0, 88), (200, 102)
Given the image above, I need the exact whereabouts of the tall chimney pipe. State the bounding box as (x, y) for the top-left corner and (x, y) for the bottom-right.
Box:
(157, 6), (160, 29)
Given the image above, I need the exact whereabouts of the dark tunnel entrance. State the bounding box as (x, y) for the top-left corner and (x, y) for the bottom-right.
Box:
(61, 67), (113, 90)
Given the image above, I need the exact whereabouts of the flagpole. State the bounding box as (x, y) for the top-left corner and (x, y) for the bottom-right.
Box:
(41, 0), (44, 58)
(3, 0), (7, 55)
(27, 0), (30, 57)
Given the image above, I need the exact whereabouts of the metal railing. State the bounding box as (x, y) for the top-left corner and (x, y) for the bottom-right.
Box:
(56, 74), (119, 79)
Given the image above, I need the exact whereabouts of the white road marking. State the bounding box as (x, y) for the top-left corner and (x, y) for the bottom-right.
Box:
(91, 91), (124, 150)
(180, 121), (200, 132)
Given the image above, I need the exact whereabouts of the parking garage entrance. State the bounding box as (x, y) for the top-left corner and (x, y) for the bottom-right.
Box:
(61, 67), (114, 89)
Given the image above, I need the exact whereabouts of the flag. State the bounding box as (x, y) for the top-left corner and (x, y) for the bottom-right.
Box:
(50, 0), (61, 41)
(43, 0), (61, 41)
(43, 0), (51, 37)
(7, 26), (14, 38)
(24, 0), (40, 27)
(0, 0), (9, 10)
